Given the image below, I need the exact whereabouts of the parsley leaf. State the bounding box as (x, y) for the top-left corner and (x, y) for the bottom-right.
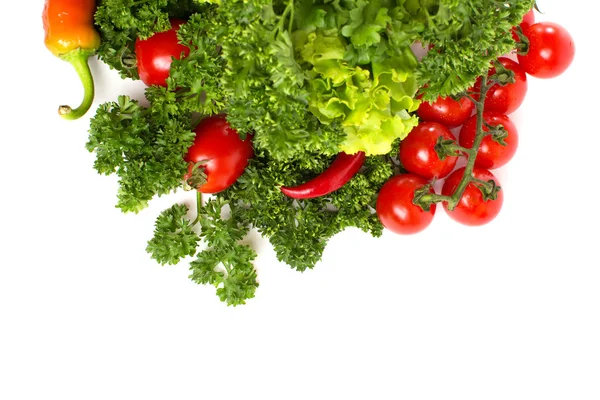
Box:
(387, 0), (535, 100)
(221, 151), (393, 271)
(190, 245), (258, 306)
(147, 204), (200, 265)
(189, 199), (258, 306)
(86, 95), (195, 213)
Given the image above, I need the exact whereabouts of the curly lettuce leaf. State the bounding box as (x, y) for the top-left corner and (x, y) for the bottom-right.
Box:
(296, 29), (419, 156)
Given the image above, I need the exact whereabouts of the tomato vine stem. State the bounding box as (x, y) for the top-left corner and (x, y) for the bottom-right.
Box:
(415, 74), (498, 211)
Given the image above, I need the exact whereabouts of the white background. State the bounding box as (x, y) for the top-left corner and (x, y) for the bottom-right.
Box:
(1, 1), (598, 399)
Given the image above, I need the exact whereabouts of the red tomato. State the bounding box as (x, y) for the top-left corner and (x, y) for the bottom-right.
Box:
(517, 22), (575, 79)
(376, 174), (436, 235)
(399, 122), (458, 180)
(416, 95), (474, 128)
(473, 57), (528, 115)
(441, 167), (503, 226)
(184, 115), (254, 194)
(135, 19), (190, 87)
(459, 112), (519, 170)
(512, 9), (535, 41)
(521, 9), (535, 29)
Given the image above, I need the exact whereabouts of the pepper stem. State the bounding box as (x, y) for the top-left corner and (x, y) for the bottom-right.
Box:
(58, 49), (95, 120)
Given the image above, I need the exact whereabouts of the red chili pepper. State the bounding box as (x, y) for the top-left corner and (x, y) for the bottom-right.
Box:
(280, 151), (366, 199)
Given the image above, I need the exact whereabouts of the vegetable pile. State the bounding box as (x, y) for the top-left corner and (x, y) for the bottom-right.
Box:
(43, 0), (575, 305)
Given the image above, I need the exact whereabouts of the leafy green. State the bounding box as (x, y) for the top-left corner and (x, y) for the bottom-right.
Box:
(189, 245), (258, 306)
(291, 0), (420, 156)
(146, 199), (258, 306)
(86, 95), (195, 212)
(341, 0), (392, 55)
(214, 0), (345, 161)
(167, 11), (227, 116)
(221, 152), (393, 271)
(189, 199), (258, 306)
(387, 0), (536, 100)
(147, 204), (200, 265)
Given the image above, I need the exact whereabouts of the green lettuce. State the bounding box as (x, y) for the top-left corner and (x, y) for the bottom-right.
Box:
(296, 28), (419, 156)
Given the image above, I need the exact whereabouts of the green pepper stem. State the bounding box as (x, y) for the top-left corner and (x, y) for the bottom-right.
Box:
(58, 49), (95, 120)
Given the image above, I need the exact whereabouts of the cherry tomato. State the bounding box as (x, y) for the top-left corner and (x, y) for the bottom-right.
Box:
(399, 122), (458, 180)
(184, 115), (254, 194)
(441, 167), (503, 226)
(512, 9), (535, 42)
(416, 95), (474, 128)
(473, 57), (528, 115)
(517, 22), (575, 79)
(459, 112), (519, 170)
(135, 19), (190, 87)
(376, 174), (436, 235)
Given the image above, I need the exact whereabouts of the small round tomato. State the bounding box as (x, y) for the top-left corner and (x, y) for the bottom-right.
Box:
(416, 95), (474, 128)
(517, 22), (575, 79)
(399, 122), (458, 180)
(512, 9), (535, 41)
(135, 19), (190, 87)
(441, 167), (503, 226)
(376, 174), (436, 235)
(459, 112), (519, 170)
(184, 115), (254, 194)
(473, 57), (528, 115)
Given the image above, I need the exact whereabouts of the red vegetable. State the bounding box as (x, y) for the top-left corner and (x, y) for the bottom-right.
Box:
(135, 19), (190, 87)
(376, 174), (436, 235)
(473, 57), (528, 115)
(184, 115), (254, 194)
(416, 95), (474, 129)
(459, 112), (519, 170)
(442, 167), (503, 226)
(517, 22), (575, 79)
(399, 121), (458, 180)
(512, 9), (535, 42)
(280, 152), (366, 199)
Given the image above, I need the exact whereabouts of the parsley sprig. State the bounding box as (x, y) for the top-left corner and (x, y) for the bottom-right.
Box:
(86, 95), (195, 213)
(147, 193), (259, 306)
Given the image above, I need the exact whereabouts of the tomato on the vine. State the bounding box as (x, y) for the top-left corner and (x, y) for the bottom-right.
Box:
(376, 174), (436, 235)
(473, 57), (528, 115)
(416, 95), (474, 128)
(399, 121), (458, 180)
(459, 112), (519, 170)
(517, 22), (575, 79)
(184, 115), (254, 194)
(521, 9), (535, 29)
(135, 19), (190, 87)
(441, 167), (503, 226)
(512, 9), (535, 41)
